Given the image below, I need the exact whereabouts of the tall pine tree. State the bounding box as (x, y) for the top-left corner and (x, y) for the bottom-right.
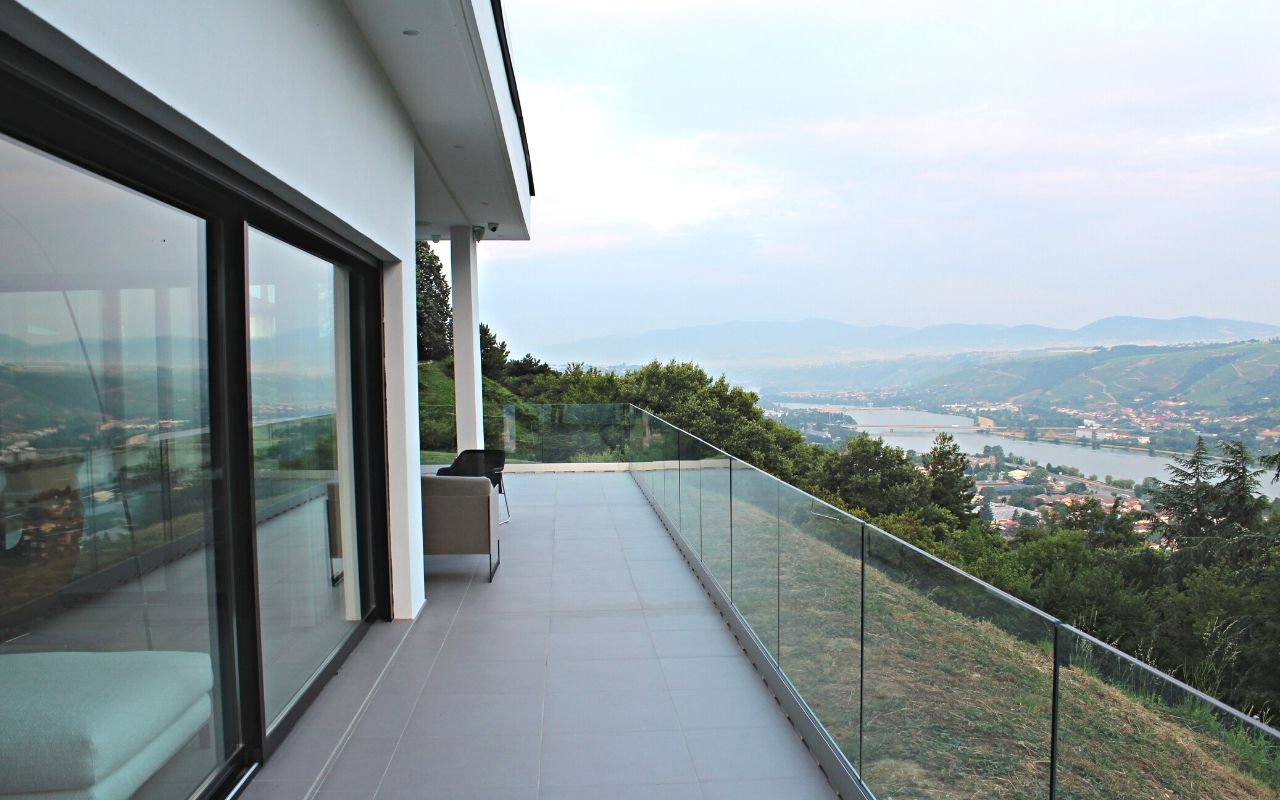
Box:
(924, 432), (976, 524)
(1152, 437), (1218, 565)
(415, 241), (452, 362)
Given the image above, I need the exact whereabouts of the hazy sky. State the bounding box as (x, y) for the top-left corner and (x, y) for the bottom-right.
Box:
(472, 1), (1280, 355)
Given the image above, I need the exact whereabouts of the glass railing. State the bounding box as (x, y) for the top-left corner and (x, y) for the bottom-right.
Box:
(421, 403), (633, 465)
(626, 405), (1280, 800)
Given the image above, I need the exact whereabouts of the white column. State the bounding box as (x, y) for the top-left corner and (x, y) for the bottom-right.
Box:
(450, 225), (484, 452)
(382, 256), (426, 619)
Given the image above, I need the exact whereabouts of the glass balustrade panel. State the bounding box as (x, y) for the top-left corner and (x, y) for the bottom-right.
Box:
(777, 489), (863, 771)
(729, 460), (780, 660)
(1055, 625), (1280, 800)
(862, 525), (1054, 799)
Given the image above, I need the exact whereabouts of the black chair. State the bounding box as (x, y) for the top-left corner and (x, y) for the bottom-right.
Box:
(437, 449), (510, 524)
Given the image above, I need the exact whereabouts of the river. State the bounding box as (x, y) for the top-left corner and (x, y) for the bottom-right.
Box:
(781, 404), (1280, 501)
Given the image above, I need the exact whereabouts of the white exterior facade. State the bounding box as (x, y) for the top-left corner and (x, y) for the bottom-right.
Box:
(7, 0), (531, 621)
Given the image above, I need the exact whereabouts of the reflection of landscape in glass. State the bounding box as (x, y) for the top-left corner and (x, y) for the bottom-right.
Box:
(247, 228), (361, 730)
(0, 132), (226, 798)
(626, 407), (1280, 800)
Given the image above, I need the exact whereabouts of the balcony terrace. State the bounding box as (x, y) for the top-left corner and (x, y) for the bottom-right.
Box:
(244, 471), (837, 799)
(243, 404), (1279, 800)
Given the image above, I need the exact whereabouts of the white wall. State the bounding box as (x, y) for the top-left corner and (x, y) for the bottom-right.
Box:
(17, 0), (427, 618)
(18, 0), (415, 259)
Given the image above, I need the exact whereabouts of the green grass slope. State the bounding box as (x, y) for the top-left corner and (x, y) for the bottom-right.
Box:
(417, 360), (523, 461)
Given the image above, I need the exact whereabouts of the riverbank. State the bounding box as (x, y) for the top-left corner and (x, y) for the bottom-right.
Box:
(779, 403), (1280, 501)
(988, 429), (1198, 460)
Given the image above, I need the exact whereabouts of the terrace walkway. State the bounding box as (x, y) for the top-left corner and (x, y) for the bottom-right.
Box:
(246, 471), (837, 799)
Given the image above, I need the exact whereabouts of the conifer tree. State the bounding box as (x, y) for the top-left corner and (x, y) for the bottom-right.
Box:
(924, 433), (975, 523)
(415, 241), (452, 362)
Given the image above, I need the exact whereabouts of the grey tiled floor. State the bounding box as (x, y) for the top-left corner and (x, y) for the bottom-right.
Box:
(246, 471), (836, 800)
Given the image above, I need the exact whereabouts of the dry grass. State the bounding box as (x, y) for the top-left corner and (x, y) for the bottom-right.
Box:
(695, 480), (1280, 800)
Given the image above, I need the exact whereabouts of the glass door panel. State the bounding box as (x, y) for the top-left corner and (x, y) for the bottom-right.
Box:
(0, 132), (231, 799)
(246, 228), (361, 730)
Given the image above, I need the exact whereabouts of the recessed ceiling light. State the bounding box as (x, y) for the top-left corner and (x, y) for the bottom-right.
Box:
(403, 29), (420, 36)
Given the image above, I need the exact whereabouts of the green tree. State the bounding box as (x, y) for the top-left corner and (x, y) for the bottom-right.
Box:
(617, 361), (816, 482)
(924, 432), (975, 523)
(1210, 440), (1271, 569)
(414, 241), (452, 362)
(978, 501), (994, 522)
(1263, 451), (1280, 484)
(819, 434), (929, 521)
(479, 323), (510, 379)
(1047, 497), (1107, 536)
(1152, 437), (1219, 569)
(1214, 440), (1267, 530)
(498, 353), (555, 396)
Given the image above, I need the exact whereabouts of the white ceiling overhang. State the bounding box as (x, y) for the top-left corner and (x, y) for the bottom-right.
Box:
(345, 0), (533, 242)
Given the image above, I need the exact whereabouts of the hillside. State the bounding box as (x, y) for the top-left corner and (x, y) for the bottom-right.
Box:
(917, 341), (1280, 409)
(719, 486), (1280, 799)
(418, 360), (524, 460)
(539, 316), (1280, 369)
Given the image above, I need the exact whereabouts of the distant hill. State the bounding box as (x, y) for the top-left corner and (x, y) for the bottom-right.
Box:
(915, 340), (1280, 409)
(541, 316), (1280, 369)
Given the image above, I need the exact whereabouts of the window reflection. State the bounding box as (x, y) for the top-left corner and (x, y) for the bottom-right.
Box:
(247, 228), (361, 730)
(0, 133), (226, 798)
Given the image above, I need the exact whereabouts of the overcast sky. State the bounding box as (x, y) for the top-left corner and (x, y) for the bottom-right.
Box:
(472, 0), (1280, 355)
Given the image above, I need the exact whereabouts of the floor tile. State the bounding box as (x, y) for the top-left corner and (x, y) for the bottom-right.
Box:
(435, 630), (550, 662)
(317, 737), (395, 793)
(645, 609), (729, 631)
(683, 726), (817, 781)
(380, 734), (541, 791)
(548, 630), (656, 660)
(700, 776), (838, 799)
(550, 588), (642, 611)
(660, 656), (766, 692)
(650, 628), (743, 659)
(403, 691), (544, 737)
(549, 609), (649, 634)
(379, 789), (536, 800)
(540, 784), (702, 800)
(543, 689), (680, 733)
(541, 730), (697, 787)
(547, 657), (668, 693)
(238, 779), (311, 800)
(669, 686), (787, 730)
(424, 657), (547, 695)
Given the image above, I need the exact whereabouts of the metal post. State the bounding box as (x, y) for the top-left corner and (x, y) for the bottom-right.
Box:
(1050, 624), (1061, 800)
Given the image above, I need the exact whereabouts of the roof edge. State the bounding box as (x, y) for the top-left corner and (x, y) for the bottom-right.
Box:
(489, 0), (534, 197)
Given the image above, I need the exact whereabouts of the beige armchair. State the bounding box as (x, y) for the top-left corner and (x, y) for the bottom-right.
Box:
(421, 474), (500, 581)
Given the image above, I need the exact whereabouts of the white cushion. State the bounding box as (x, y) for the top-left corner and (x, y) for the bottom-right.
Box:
(0, 651), (213, 794)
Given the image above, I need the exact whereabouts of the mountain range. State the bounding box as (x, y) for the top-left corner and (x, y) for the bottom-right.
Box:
(540, 316), (1280, 370)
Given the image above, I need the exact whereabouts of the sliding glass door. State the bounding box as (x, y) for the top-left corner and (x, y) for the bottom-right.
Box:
(1, 46), (387, 796)
(0, 132), (231, 798)
(246, 228), (363, 730)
